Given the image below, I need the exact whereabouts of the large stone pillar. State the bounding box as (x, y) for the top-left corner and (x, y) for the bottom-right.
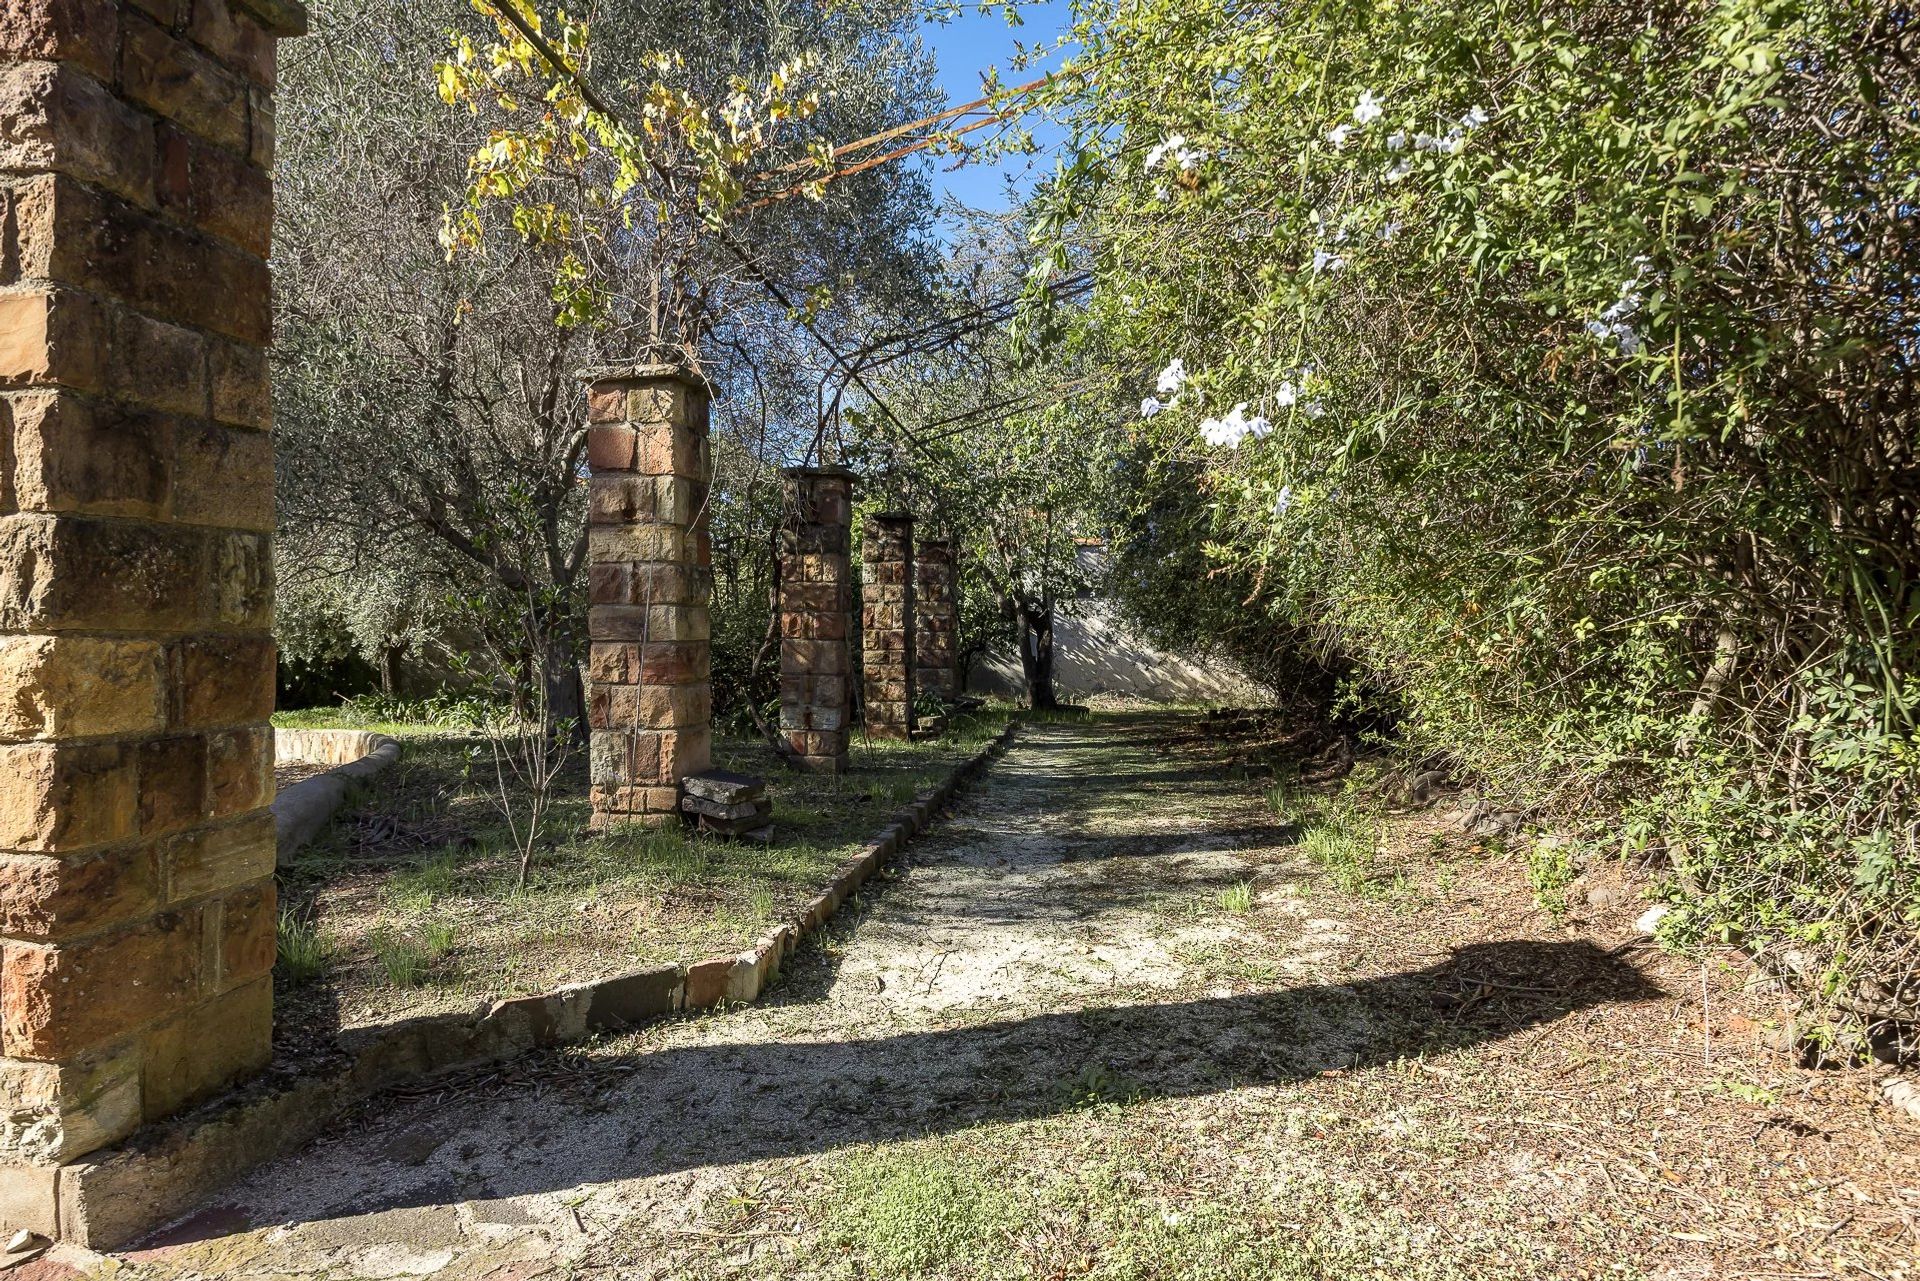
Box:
(0, 0), (303, 1235)
(860, 514), (915, 740)
(912, 538), (960, 703)
(778, 467), (853, 773)
(582, 364), (713, 829)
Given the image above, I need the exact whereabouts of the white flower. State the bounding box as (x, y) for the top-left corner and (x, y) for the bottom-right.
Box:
(1247, 414), (1273, 439)
(1312, 248), (1346, 274)
(1386, 159), (1413, 181)
(1273, 484), (1294, 516)
(1612, 324), (1641, 356)
(1274, 380), (1298, 408)
(1353, 90), (1384, 126)
(1413, 132), (1441, 151)
(1200, 403), (1259, 449)
(1303, 399), (1327, 419)
(1155, 358), (1188, 396)
(1145, 132), (1204, 174)
(1461, 105), (1490, 128)
(1378, 220), (1404, 241)
(1445, 129), (1467, 154)
(1140, 397), (1164, 420)
(1326, 123), (1353, 148)
(1584, 319), (1612, 340)
(1385, 130), (1408, 151)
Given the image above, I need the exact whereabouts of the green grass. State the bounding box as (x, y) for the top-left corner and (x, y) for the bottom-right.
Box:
(1218, 879), (1255, 913)
(275, 910), (330, 984)
(823, 1145), (1024, 1276)
(368, 921), (457, 988)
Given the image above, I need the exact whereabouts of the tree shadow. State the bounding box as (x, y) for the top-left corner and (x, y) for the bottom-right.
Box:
(148, 938), (1661, 1244)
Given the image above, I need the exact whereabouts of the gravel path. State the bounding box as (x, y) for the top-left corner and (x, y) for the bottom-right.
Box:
(84, 713), (1920, 1280)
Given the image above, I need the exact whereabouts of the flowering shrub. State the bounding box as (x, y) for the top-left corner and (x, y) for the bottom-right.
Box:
(1031, 0), (1920, 1024)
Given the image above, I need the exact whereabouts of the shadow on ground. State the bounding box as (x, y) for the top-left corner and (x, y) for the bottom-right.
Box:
(146, 937), (1660, 1248)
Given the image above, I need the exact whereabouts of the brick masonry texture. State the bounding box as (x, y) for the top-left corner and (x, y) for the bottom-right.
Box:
(913, 538), (959, 703)
(861, 513), (915, 740)
(778, 467), (853, 773)
(0, 0), (304, 1238)
(582, 365), (714, 829)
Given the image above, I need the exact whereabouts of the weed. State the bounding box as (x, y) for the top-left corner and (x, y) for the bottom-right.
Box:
(1525, 838), (1576, 919)
(276, 910), (329, 984)
(1063, 1061), (1147, 1110)
(1219, 879), (1255, 913)
(370, 921), (456, 988)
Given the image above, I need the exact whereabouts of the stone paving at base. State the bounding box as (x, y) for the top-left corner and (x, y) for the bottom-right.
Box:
(83, 714), (1319, 1280)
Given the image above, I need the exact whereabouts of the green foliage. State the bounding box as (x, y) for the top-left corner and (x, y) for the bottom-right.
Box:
(1029, 0), (1920, 1017)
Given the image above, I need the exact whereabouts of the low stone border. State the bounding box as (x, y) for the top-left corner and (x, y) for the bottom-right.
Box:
(273, 728), (403, 857)
(64, 718), (1023, 1249)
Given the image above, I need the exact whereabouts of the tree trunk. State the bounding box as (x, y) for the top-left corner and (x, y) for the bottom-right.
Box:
(1017, 600), (1059, 710)
(379, 641), (405, 699)
(539, 626), (587, 747)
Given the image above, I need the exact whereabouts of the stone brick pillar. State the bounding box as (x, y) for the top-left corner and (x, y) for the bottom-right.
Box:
(778, 467), (854, 773)
(913, 538), (960, 703)
(860, 514), (915, 740)
(0, 0), (304, 1235)
(582, 364), (713, 828)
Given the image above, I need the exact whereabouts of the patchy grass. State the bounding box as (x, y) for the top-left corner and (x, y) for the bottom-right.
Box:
(272, 706), (1013, 1036)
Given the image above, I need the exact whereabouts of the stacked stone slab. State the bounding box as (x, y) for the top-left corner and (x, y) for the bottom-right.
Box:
(680, 770), (771, 841)
(777, 467), (854, 772)
(913, 538), (960, 704)
(860, 514), (915, 740)
(0, 0), (304, 1236)
(582, 364), (713, 830)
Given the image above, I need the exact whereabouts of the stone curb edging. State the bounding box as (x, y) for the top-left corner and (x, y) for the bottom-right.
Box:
(66, 718), (1024, 1250)
(272, 729), (403, 858)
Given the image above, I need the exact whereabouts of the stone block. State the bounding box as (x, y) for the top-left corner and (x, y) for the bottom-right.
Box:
(0, 845), (159, 942)
(134, 734), (206, 837)
(210, 530), (272, 628)
(638, 641), (708, 685)
(584, 425), (635, 471)
(167, 633), (274, 729)
(206, 337), (269, 430)
(0, 1162), (59, 1236)
(183, 0), (275, 87)
(171, 419), (274, 531)
(683, 956), (730, 1009)
(2, 911), (203, 1059)
(0, 287), (107, 394)
(160, 809), (273, 902)
(0, 60), (154, 206)
(681, 770), (765, 805)
(0, 1042), (140, 1163)
(7, 389), (172, 518)
(0, 634), (162, 739)
(0, 739), (138, 851)
(203, 725), (272, 818)
(584, 965), (682, 1029)
(121, 15), (251, 153)
(138, 974), (269, 1120)
(632, 420), (706, 478)
(0, 0), (121, 83)
(212, 878), (274, 987)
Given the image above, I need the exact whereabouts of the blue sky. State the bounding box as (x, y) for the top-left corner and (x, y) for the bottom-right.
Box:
(916, 1), (1073, 220)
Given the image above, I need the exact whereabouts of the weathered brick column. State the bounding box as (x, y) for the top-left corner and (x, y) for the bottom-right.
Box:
(860, 514), (915, 740)
(0, 0), (303, 1236)
(913, 538), (960, 703)
(582, 364), (713, 828)
(777, 467), (853, 773)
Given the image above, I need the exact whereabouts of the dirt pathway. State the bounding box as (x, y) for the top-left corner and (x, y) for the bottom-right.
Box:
(98, 712), (1920, 1280)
